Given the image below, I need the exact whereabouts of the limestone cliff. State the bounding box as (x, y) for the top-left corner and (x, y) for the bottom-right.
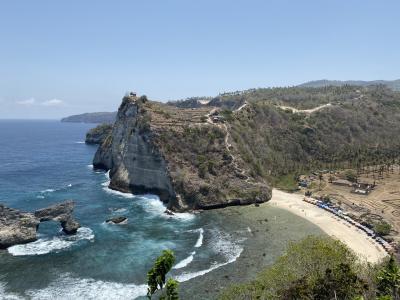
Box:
(93, 95), (271, 211)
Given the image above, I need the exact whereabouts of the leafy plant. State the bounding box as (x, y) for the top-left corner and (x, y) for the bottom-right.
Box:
(374, 221), (392, 236)
(160, 278), (180, 300)
(377, 255), (400, 299)
(147, 250), (176, 299)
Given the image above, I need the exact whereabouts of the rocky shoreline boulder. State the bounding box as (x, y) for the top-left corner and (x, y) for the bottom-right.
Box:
(0, 204), (39, 249)
(0, 201), (80, 249)
(106, 216), (128, 224)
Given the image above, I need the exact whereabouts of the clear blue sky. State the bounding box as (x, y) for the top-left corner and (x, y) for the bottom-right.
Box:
(1, 0), (399, 119)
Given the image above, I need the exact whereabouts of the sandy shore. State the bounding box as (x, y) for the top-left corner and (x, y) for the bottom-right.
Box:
(269, 189), (388, 263)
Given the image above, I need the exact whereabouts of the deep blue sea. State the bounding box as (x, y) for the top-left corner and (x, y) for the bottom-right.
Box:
(0, 120), (251, 299)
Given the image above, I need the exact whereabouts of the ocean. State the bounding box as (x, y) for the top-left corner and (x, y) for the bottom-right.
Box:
(0, 120), (323, 299)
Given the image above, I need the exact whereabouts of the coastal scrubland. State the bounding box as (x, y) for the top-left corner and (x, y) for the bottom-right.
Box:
(219, 235), (400, 300)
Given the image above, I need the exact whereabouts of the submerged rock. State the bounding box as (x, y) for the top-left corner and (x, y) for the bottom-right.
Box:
(106, 216), (128, 224)
(164, 209), (174, 216)
(0, 201), (80, 249)
(61, 218), (80, 234)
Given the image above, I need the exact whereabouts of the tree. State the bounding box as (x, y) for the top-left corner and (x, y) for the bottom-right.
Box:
(344, 170), (358, 183)
(160, 278), (180, 300)
(147, 250), (176, 299)
(139, 95), (148, 103)
(374, 221), (392, 236)
(377, 255), (400, 300)
(312, 263), (367, 299)
(318, 173), (324, 190)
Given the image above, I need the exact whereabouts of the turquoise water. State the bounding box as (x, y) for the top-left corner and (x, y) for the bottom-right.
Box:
(0, 120), (249, 299)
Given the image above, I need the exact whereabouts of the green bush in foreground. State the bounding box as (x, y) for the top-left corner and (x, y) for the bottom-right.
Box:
(147, 250), (179, 299)
(219, 236), (400, 300)
(376, 255), (400, 299)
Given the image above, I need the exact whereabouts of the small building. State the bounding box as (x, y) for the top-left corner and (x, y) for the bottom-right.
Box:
(298, 180), (309, 188)
(351, 182), (374, 195)
(212, 115), (225, 123)
(129, 91), (137, 97)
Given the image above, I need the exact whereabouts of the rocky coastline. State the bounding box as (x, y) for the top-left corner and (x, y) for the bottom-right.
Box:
(0, 201), (80, 249)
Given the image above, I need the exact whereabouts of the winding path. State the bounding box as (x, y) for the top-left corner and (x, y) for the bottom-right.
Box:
(278, 103), (332, 114)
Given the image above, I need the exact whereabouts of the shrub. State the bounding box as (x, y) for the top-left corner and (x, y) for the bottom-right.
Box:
(147, 250), (176, 299)
(374, 221), (392, 236)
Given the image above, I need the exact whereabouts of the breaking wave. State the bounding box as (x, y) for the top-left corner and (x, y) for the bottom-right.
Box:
(25, 275), (147, 300)
(174, 229), (244, 282)
(194, 228), (204, 248)
(7, 227), (94, 256)
(173, 251), (196, 269)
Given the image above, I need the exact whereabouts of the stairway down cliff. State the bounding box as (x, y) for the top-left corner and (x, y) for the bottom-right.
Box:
(93, 95), (271, 211)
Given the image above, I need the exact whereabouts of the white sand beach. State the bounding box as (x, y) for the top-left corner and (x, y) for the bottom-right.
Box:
(269, 189), (388, 263)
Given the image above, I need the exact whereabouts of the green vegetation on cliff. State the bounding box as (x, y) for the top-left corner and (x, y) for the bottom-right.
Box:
(85, 123), (113, 144)
(219, 236), (400, 300)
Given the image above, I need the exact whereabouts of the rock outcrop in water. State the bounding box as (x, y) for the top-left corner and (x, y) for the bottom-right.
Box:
(0, 204), (39, 249)
(34, 201), (80, 234)
(93, 95), (271, 211)
(0, 201), (80, 248)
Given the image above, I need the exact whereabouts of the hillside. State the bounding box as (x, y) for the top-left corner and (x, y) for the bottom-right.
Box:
(61, 111), (117, 123)
(92, 85), (400, 210)
(93, 95), (271, 211)
(299, 79), (400, 91)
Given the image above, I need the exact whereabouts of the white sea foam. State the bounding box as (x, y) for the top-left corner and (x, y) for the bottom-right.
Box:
(194, 228), (204, 248)
(26, 275), (147, 300)
(174, 229), (244, 282)
(0, 281), (24, 300)
(102, 184), (135, 199)
(40, 189), (55, 193)
(7, 227), (94, 256)
(172, 212), (195, 221)
(137, 195), (195, 221)
(137, 194), (166, 215)
(75, 141), (85, 144)
(67, 184), (72, 187)
(87, 164), (93, 169)
(112, 208), (128, 213)
(101, 174), (135, 199)
(174, 247), (242, 282)
(173, 251), (196, 269)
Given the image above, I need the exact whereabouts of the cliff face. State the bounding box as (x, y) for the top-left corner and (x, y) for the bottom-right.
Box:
(93, 95), (271, 211)
(93, 97), (176, 202)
